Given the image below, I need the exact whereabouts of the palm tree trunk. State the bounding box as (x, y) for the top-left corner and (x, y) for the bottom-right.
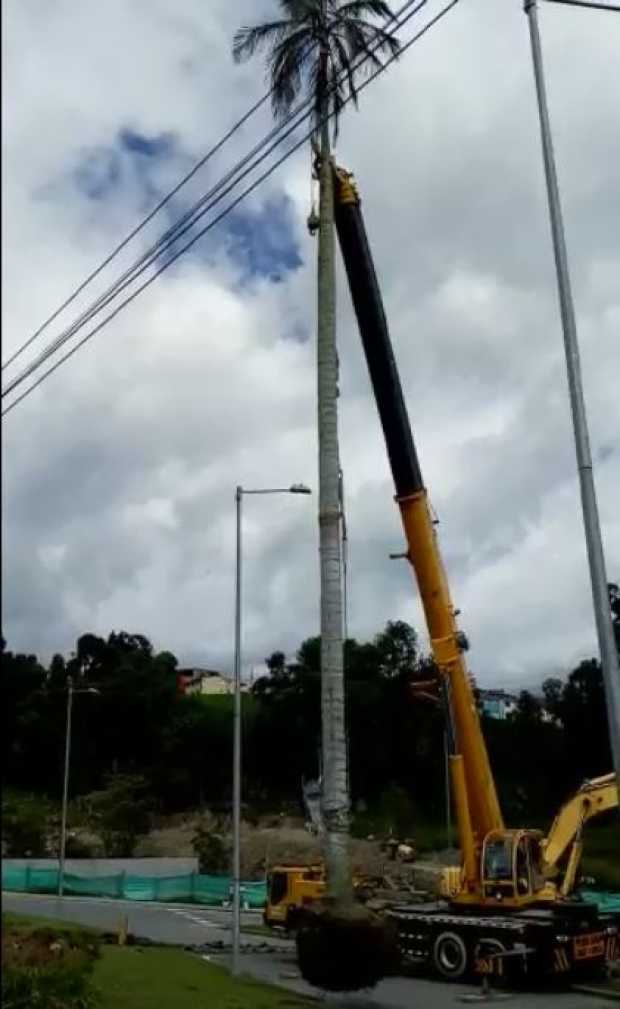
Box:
(316, 107), (352, 904)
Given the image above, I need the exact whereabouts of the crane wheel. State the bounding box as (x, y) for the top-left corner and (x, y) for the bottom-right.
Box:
(432, 931), (469, 980)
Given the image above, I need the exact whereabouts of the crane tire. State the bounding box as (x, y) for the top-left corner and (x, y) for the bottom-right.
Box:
(432, 931), (469, 980)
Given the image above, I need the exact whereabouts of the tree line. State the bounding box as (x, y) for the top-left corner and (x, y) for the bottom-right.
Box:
(3, 585), (618, 833)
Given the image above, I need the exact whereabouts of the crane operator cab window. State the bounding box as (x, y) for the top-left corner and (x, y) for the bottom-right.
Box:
(515, 837), (530, 895)
(484, 838), (512, 883)
(483, 832), (543, 900)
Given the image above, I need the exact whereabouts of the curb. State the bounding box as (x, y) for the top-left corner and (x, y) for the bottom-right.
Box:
(572, 984), (620, 1002)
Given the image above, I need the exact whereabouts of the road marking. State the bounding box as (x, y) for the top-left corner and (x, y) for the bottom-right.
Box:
(2, 892), (161, 912)
(168, 909), (220, 928)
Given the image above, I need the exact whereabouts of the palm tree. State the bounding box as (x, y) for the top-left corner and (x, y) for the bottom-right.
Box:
(233, 0), (398, 911)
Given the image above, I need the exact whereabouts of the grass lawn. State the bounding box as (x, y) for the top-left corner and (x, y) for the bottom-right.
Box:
(2, 910), (100, 934)
(95, 946), (312, 1009)
(3, 916), (311, 1009)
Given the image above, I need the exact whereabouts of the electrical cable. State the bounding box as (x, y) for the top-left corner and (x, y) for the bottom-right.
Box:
(543, 0), (620, 10)
(2, 0), (461, 416)
(1, 91), (273, 373)
(4, 0), (416, 374)
(2, 0), (428, 401)
(2, 95), (316, 399)
(2, 0), (427, 403)
(2, 0), (426, 391)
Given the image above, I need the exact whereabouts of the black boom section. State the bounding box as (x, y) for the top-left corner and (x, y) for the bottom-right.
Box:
(334, 188), (423, 498)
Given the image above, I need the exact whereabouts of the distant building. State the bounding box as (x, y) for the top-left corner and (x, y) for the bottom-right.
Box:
(477, 689), (518, 721)
(177, 668), (229, 696)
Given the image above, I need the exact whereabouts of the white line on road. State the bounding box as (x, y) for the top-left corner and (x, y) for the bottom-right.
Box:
(168, 909), (220, 928)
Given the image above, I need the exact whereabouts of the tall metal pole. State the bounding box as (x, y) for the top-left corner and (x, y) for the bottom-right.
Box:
(58, 676), (73, 898)
(232, 486), (243, 975)
(524, 0), (620, 789)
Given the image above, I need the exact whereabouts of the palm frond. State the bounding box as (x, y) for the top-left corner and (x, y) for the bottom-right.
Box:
(344, 17), (400, 68)
(232, 0), (399, 138)
(330, 33), (358, 108)
(335, 0), (396, 20)
(232, 20), (291, 64)
(270, 31), (312, 118)
(278, 0), (320, 18)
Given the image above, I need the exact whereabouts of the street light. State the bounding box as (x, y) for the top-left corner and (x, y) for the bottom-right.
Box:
(232, 482), (311, 975)
(58, 675), (100, 897)
(524, 0), (620, 791)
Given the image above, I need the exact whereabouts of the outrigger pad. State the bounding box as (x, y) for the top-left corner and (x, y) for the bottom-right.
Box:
(296, 903), (398, 992)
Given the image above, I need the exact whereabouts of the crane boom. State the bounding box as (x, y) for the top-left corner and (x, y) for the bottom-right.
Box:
(332, 166), (503, 885)
(542, 773), (618, 875)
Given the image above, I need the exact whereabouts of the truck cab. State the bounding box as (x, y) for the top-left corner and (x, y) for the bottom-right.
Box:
(263, 865), (325, 930)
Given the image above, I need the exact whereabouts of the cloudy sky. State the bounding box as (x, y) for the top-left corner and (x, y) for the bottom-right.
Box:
(2, 0), (618, 689)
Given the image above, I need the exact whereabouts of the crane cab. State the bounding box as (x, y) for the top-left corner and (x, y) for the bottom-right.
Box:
(481, 829), (552, 907)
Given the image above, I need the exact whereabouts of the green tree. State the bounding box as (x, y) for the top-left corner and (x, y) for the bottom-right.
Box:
(192, 819), (230, 874)
(2, 791), (50, 857)
(233, 0), (399, 908)
(1, 638), (48, 789)
(374, 620), (418, 680)
(542, 677), (564, 721)
(511, 690), (543, 725)
(79, 774), (153, 857)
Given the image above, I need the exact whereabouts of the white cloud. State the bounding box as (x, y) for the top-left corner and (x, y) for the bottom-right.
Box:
(2, 0), (619, 690)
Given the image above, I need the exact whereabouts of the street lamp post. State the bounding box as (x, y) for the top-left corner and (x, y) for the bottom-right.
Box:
(58, 676), (100, 897)
(524, 0), (620, 790)
(232, 482), (311, 975)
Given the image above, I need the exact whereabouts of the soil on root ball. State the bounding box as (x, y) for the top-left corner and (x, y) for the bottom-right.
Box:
(295, 902), (398, 992)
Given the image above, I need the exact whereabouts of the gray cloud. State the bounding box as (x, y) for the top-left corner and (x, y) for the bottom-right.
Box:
(2, 0), (618, 692)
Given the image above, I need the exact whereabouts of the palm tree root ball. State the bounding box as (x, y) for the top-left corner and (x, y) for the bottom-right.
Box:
(296, 903), (398, 992)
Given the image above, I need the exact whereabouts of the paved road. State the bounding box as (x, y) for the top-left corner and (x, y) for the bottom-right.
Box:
(239, 952), (616, 1009)
(2, 891), (285, 948)
(3, 892), (613, 1008)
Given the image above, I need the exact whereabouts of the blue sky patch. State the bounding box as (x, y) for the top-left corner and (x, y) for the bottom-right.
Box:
(72, 127), (178, 205)
(68, 129), (301, 287)
(73, 147), (121, 200)
(119, 128), (175, 160)
(225, 196), (302, 282)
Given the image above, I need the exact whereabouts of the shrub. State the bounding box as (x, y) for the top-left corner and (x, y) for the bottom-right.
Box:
(192, 820), (230, 874)
(378, 784), (415, 837)
(78, 774), (153, 857)
(1, 793), (50, 857)
(1, 920), (99, 1009)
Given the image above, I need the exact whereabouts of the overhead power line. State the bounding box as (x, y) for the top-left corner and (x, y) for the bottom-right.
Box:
(2, 94), (316, 400)
(544, 0), (620, 10)
(2, 0), (428, 407)
(3, 1), (417, 378)
(1, 91), (273, 374)
(2, 0), (460, 417)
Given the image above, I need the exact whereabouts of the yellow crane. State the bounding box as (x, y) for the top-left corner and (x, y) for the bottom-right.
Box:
(333, 162), (618, 977)
(266, 159), (619, 981)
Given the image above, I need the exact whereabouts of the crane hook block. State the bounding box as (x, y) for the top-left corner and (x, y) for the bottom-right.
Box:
(307, 208), (320, 235)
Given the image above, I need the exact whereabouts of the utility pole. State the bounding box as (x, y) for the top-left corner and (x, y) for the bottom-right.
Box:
(231, 483), (311, 975)
(524, 0), (620, 790)
(58, 676), (99, 897)
(232, 486), (243, 976)
(58, 677), (74, 898)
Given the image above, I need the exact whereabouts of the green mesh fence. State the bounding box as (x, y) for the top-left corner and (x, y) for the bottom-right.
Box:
(580, 889), (620, 914)
(1, 865), (266, 908)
